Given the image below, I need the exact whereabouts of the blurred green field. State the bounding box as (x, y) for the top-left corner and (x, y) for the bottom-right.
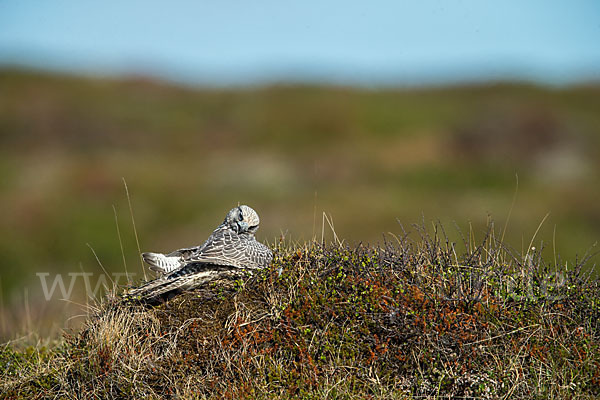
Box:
(0, 68), (599, 340)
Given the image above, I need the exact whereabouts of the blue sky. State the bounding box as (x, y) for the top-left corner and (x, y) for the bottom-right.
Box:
(0, 1), (599, 86)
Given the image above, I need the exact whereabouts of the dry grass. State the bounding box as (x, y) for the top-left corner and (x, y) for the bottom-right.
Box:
(1, 225), (599, 399)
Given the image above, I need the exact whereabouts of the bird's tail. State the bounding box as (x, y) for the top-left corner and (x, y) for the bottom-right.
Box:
(141, 252), (183, 274)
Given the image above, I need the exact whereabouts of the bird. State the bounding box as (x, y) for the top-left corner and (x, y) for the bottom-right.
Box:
(128, 205), (272, 303)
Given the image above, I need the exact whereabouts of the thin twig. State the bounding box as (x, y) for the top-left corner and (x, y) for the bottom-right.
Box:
(123, 178), (145, 280)
(465, 324), (540, 346)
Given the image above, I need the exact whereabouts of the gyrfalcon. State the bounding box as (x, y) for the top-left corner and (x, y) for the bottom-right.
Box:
(129, 205), (272, 302)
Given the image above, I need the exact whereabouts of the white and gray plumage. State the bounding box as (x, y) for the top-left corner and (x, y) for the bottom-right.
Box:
(129, 205), (272, 303)
(141, 205), (269, 274)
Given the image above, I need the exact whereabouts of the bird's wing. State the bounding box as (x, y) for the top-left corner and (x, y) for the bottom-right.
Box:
(165, 244), (203, 260)
(126, 264), (244, 303)
(188, 230), (272, 269)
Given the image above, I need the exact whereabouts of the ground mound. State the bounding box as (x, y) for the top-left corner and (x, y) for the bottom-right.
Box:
(2, 230), (599, 399)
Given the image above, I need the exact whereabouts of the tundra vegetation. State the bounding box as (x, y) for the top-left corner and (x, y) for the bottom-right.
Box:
(1, 225), (599, 399)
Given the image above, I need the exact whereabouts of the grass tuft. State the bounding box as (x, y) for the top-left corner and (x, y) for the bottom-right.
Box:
(2, 225), (599, 399)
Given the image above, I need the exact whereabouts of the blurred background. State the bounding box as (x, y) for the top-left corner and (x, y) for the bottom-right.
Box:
(0, 1), (599, 341)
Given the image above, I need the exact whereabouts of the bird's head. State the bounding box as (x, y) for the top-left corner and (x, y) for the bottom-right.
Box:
(224, 205), (261, 234)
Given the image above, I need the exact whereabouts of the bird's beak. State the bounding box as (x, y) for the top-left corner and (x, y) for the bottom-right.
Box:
(237, 221), (249, 232)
